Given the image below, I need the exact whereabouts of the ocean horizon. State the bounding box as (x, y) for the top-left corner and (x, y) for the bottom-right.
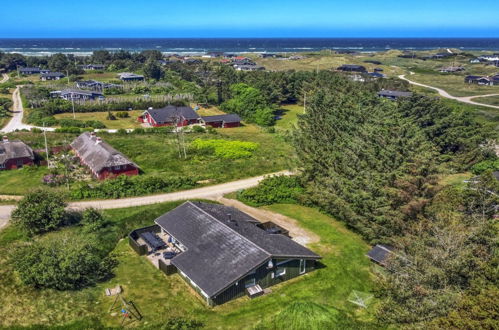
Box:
(1, 38), (499, 56)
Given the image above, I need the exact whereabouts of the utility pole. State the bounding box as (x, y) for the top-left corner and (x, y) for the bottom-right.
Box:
(71, 93), (76, 119)
(43, 122), (50, 168)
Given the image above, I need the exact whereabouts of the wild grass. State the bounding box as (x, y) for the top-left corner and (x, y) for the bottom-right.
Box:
(54, 110), (144, 129)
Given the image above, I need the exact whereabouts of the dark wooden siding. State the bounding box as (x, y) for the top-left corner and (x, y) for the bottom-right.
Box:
(211, 258), (317, 306)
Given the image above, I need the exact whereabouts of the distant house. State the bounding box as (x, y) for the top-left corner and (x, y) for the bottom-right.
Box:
(337, 64), (367, 73)
(200, 114), (241, 128)
(439, 66), (465, 73)
(470, 58), (482, 64)
(75, 80), (119, 90)
(479, 55), (499, 62)
(40, 72), (65, 81)
(70, 132), (139, 180)
(234, 64), (265, 71)
(367, 245), (395, 266)
(79, 64), (106, 70)
(19, 67), (41, 75)
(118, 73), (144, 82)
(0, 136), (35, 170)
(378, 90), (413, 100)
(138, 106), (200, 127)
(364, 60), (383, 65)
(465, 75), (495, 86)
(233, 58), (256, 66)
(50, 89), (104, 101)
(368, 72), (385, 79)
(129, 201), (321, 306)
(183, 58), (203, 65)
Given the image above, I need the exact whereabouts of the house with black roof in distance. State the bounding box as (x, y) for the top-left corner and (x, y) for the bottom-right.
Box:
(118, 72), (144, 82)
(200, 114), (241, 128)
(138, 105), (200, 127)
(40, 72), (65, 81)
(0, 136), (35, 171)
(129, 201), (321, 306)
(465, 75), (498, 86)
(79, 64), (106, 71)
(50, 89), (104, 101)
(378, 90), (413, 100)
(19, 67), (42, 75)
(76, 80), (120, 90)
(337, 64), (367, 73)
(70, 132), (139, 180)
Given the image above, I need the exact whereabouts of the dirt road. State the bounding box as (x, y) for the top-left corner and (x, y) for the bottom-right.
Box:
(0, 73), (9, 83)
(399, 73), (499, 109)
(0, 171), (293, 230)
(1, 87), (45, 133)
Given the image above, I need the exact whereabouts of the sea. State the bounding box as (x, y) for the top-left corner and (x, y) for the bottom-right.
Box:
(1, 38), (499, 56)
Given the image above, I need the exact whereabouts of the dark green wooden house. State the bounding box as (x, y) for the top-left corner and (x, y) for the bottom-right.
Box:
(130, 201), (321, 306)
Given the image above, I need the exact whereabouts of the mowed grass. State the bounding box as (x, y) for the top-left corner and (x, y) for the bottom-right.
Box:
(275, 104), (304, 130)
(0, 166), (50, 195)
(0, 202), (376, 329)
(54, 110), (144, 129)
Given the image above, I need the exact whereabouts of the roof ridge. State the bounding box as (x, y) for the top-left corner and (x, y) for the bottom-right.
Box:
(187, 201), (272, 257)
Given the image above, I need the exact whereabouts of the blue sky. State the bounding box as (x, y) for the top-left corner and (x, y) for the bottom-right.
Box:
(2, 0), (499, 38)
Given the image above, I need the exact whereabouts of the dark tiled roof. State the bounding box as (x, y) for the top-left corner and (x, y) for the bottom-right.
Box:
(146, 106), (199, 123)
(0, 140), (35, 165)
(337, 64), (367, 72)
(41, 72), (65, 78)
(367, 244), (394, 265)
(59, 89), (103, 96)
(20, 67), (40, 72)
(201, 114), (241, 123)
(154, 201), (320, 297)
(70, 132), (138, 173)
(378, 90), (413, 98)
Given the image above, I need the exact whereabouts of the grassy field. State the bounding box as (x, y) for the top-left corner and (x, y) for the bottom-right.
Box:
(275, 104), (304, 130)
(0, 125), (296, 196)
(473, 95), (499, 106)
(54, 110), (144, 129)
(0, 201), (376, 329)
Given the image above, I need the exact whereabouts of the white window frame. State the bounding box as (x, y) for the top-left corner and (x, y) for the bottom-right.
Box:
(276, 267), (286, 277)
(245, 277), (256, 288)
(299, 259), (306, 274)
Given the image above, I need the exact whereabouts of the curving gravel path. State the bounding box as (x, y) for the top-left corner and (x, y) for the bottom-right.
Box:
(0, 73), (9, 83)
(399, 73), (499, 110)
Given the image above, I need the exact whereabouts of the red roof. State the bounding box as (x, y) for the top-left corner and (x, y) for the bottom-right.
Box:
(234, 56), (246, 60)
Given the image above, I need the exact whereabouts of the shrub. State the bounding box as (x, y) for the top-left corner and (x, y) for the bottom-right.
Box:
(81, 208), (108, 232)
(115, 111), (130, 118)
(160, 317), (204, 329)
(70, 175), (198, 200)
(106, 111), (116, 120)
(12, 237), (118, 290)
(117, 128), (128, 135)
(471, 158), (499, 175)
(11, 189), (67, 235)
(133, 127), (145, 134)
(237, 175), (304, 206)
(55, 127), (82, 134)
(191, 125), (206, 133)
(191, 139), (258, 159)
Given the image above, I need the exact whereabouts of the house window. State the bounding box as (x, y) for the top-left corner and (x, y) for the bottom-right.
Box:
(114, 166), (121, 170)
(299, 259), (306, 274)
(245, 277), (256, 288)
(276, 267), (286, 277)
(0, 164), (5, 169)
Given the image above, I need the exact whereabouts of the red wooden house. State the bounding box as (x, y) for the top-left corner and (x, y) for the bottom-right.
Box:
(70, 132), (139, 180)
(0, 136), (35, 171)
(138, 106), (200, 127)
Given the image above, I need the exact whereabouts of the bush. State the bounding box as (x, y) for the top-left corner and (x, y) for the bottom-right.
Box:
(81, 208), (108, 232)
(11, 190), (67, 235)
(191, 139), (258, 159)
(55, 127), (82, 134)
(237, 175), (304, 206)
(191, 125), (206, 133)
(70, 175), (198, 200)
(12, 237), (117, 290)
(115, 111), (130, 118)
(160, 317), (204, 329)
(471, 158), (499, 175)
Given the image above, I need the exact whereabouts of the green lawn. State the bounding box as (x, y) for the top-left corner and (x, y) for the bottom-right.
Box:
(275, 104), (304, 130)
(409, 72), (499, 97)
(54, 110), (144, 129)
(0, 202), (376, 329)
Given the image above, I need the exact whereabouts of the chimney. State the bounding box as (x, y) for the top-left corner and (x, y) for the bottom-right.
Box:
(2, 136), (8, 143)
(95, 137), (102, 145)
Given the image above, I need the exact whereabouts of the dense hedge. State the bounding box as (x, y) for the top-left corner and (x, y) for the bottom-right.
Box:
(237, 175), (304, 206)
(70, 174), (198, 199)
